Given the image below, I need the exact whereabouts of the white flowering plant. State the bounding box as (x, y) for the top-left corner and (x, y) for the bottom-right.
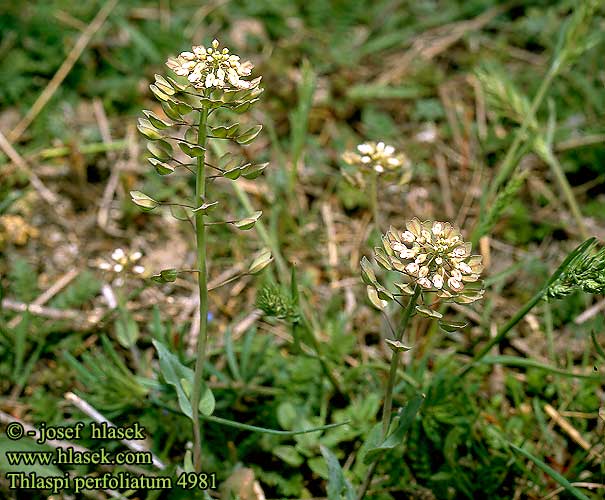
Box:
(342, 141), (411, 228)
(356, 217), (485, 498)
(132, 39), (273, 473)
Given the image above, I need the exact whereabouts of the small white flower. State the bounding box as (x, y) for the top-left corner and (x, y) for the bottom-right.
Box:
(130, 251), (142, 262)
(361, 155), (371, 164)
(415, 253), (427, 264)
(418, 266), (429, 278)
(432, 274), (444, 289)
(98, 262), (112, 271)
(435, 257), (443, 265)
(205, 73), (215, 88)
(418, 277), (432, 288)
(458, 262), (472, 274)
(357, 143), (372, 154)
(384, 145), (395, 155)
(448, 277), (463, 291)
(400, 248), (416, 259)
(112, 248), (125, 261)
(374, 165), (385, 173)
(452, 247), (466, 257)
(406, 262), (419, 275)
(387, 157), (400, 166)
(376, 142), (385, 151)
(402, 231), (415, 242)
(114, 264), (124, 273)
(133, 265), (145, 275)
(432, 222), (444, 236)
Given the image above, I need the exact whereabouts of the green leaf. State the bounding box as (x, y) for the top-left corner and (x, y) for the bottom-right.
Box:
(232, 99), (259, 113)
(147, 140), (173, 161)
(360, 256), (378, 286)
(151, 269), (178, 283)
(162, 101), (182, 121)
(198, 384), (215, 417)
(438, 319), (468, 332)
(114, 310), (139, 348)
(320, 445), (356, 500)
(394, 282), (415, 295)
(273, 445), (304, 467)
(363, 394), (424, 464)
(249, 249), (273, 274)
(509, 442), (590, 500)
(154, 74), (176, 95)
(142, 110), (171, 129)
(184, 127), (198, 144)
(211, 123), (239, 138)
(277, 402), (297, 430)
(385, 339), (412, 352)
(218, 151), (246, 170)
(152, 340), (194, 419)
(366, 285), (386, 310)
(223, 166), (243, 180)
(148, 158), (175, 175)
(233, 210), (262, 230)
(130, 191), (158, 211)
(415, 305), (442, 319)
(149, 84), (172, 102)
(235, 124), (262, 144)
(137, 118), (163, 140)
(241, 162), (268, 179)
(178, 142), (206, 158)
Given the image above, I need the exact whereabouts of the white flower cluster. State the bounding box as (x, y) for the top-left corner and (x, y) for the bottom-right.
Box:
(97, 248), (145, 276)
(379, 219), (483, 303)
(166, 39), (258, 91)
(342, 141), (409, 174)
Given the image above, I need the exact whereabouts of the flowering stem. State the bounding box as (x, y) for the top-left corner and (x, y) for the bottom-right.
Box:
(191, 106), (209, 473)
(356, 287), (420, 500)
(369, 172), (381, 231)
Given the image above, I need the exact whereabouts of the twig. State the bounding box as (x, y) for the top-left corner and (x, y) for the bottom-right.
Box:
(8, 268), (79, 329)
(65, 392), (166, 470)
(8, 0), (119, 143)
(2, 298), (79, 322)
(0, 129), (59, 206)
(575, 298), (605, 325)
(544, 403), (600, 460)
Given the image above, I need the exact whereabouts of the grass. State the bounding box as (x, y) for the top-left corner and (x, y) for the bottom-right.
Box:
(1, 1), (605, 499)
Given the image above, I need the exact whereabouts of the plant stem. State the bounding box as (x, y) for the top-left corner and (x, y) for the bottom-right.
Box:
(190, 106), (209, 473)
(356, 287), (420, 500)
(476, 65), (558, 241)
(369, 172), (381, 231)
(486, 66), (557, 202)
(456, 238), (596, 380)
(541, 149), (588, 240)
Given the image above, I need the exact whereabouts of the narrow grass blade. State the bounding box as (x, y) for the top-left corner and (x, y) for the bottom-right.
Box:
(481, 355), (604, 380)
(508, 442), (590, 500)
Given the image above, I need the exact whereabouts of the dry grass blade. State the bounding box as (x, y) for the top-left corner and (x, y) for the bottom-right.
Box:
(8, 0), (118, 143)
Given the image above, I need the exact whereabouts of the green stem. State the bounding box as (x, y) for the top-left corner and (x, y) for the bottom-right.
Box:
(456, 237), (596, 380)
(487, 66), (557, 201)
(541, 149), (588, 240)
(356, 287), (420, 500)
(476, 65), (558, 241)
(369, 172), (381, 232)
(190, 106), (209, 473)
